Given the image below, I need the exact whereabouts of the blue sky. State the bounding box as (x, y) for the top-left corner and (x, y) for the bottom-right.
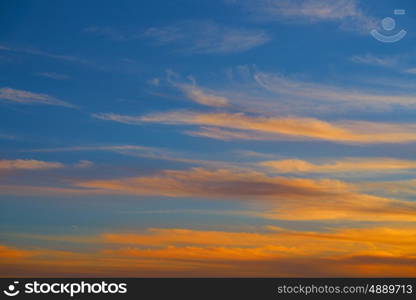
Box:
(2, 0), (416, 276)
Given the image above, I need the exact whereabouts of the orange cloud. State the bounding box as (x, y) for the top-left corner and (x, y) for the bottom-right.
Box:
(0, 159), (63, 170)
(180, 85), (229, 107)
(102, 227), (416, 257)
(2, 164), (415, 222)
(0, 184), (106, 196)
(93, 111), (416, 144)
(3, 226), (416, 277)
(75, 167), (416, 222)
(261, 157), (416, 174)
(75, 167), (351, 198)
(96, 226), (416, 277)
(0, 245), (33, 259)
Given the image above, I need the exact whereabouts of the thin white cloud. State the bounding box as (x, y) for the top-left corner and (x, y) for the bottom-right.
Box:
(351, 53), (416, 75)
(157, 67), (416, 116)
(36, 72), (70, 80)
(231, 0), (377, 34)
(29, 145), (234, 168)
(0, 44), (89, 64)
(142, 27), (185, 44)
(350, 54), (400, 68)
(0, 87), (75, 108)
(254, 72), (416, 108)
(405, 68), (416, 75)
(30, 145), (168, 156)
(143, 21), (270, 54)
(84, 22), (270, 54)
(74, 160), (94, 168)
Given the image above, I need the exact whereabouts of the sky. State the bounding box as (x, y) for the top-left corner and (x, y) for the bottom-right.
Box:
(1, 0), (416, 277)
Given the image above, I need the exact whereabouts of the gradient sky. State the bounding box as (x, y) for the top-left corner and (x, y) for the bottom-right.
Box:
(2, 0), (416, 277)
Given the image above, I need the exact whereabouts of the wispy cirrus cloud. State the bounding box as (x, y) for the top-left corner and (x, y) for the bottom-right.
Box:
(0, 159), (93, 172)
(351, 53), (416, 75)
(166, 71), (230, 107)
(74, 160), (94, 168)
(84, 21), (270, 54)
(36, 72), (70, 80)
(230, 0), (377, 34)
(143, 20), (270, 54)
(3, 163), (415, 222)
(29, 144), (241, 169)
(261, 157), (416, 174)
(29, 144), (193, 162)
(359, 179), (416, 199)
(156, 68), (416, 116)
(350, 54), (400, 68)
(405, 68), (416, 75)
(0, 159), (64, 170)
(0, 87), (75, 108)
(92, 111), (416, 144)
(74, 167), (416, 222)
(181, 86), (229, 107)
(185, 127), (275, 141)
(254, 72), (416, 109)
(0, 44), (90, 65)
(0, 185), (106, 197)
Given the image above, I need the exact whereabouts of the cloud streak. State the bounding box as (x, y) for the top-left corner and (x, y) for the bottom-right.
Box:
(261, 157), (416, 174)
(166, 71), (230, 107)
(0, 159), (64, 170)
(233, 0), (377, 34)
(178, 85), (229, 107)
(36, 72), (70, 80)
(0, 44), (90, 65)
(93, 111), (416, 144)
(0, 88), (75, 108)
(359, 179), (416, 199)
(29, 144), (238, 168)
(254, 72), (416, 109)
(74, 167), (416, 222)
(185, 126), (275, 141)
(143, 21), (270, 54)
(3, 225), (416, 276)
